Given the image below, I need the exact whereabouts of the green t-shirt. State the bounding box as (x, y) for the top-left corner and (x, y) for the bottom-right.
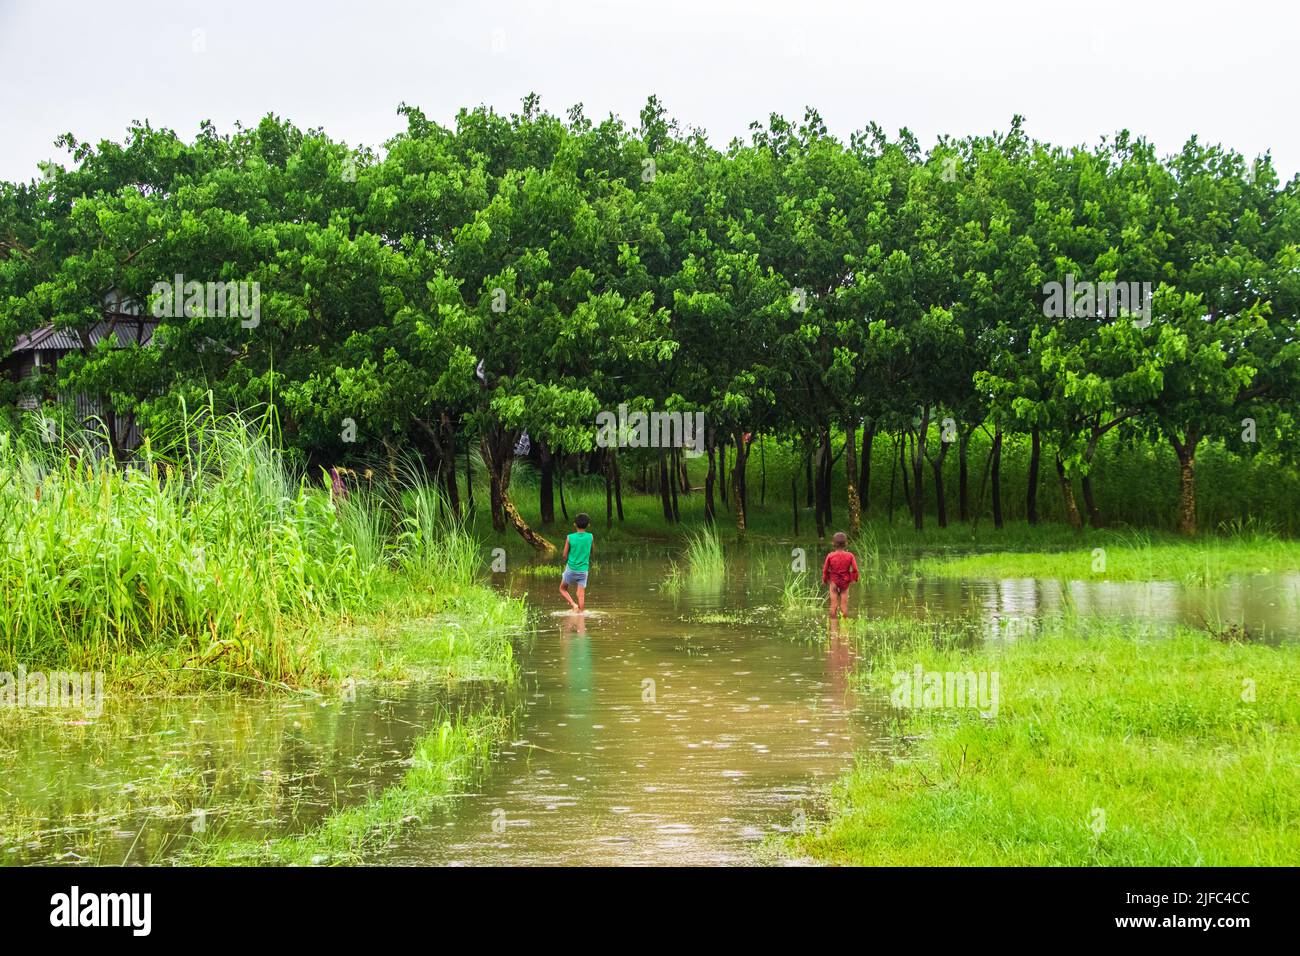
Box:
(566, 531), (593, 572)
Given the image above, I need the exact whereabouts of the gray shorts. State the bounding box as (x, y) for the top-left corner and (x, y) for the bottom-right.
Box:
(562, 568), (588, 587)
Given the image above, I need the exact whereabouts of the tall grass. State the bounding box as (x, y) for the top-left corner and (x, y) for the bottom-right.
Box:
(390, 461), (479, 586)
(0, 405), (496, 687)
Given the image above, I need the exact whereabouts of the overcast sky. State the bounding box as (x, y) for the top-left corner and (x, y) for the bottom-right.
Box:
(1, 0), (1295, 183)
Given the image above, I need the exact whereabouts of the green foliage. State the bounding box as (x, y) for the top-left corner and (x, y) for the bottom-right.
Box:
(2, 99), (1297, 541)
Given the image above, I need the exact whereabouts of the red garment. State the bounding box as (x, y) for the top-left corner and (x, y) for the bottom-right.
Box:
(822, 550), (860, 590)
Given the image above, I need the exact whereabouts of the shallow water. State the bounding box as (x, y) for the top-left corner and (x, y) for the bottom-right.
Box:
(2, 548), (1295, 866)
(379, 565), (890, 865)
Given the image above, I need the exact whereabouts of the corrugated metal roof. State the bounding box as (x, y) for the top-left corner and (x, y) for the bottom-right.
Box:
(12, 318), (158, 353)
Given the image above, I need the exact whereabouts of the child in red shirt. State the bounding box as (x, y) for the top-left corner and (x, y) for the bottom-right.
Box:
(822, 531), (860, 618)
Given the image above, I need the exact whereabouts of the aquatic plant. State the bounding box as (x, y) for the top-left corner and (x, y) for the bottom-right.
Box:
(190, 709), (511, 865)
(779, 574), (823, 616)
(683, 526), (726, 580)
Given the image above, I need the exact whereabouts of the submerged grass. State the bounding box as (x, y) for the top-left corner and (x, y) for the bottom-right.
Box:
(788, 618), (1300, 865)
(189, 709), (510, 865)
(660, 560), (684, 596)
(779, 574), (823, 617)
(321, 584), (524, 685)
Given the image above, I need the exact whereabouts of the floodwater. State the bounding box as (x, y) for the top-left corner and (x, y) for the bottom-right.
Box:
(2, 548), (1296, 866)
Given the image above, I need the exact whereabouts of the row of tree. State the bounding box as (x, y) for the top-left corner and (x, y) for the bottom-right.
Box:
(1, 96), (1297, 549)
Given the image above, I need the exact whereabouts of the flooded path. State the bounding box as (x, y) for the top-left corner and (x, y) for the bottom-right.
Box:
(380, 561), (890, 865)
(2, 547), (1295, 866)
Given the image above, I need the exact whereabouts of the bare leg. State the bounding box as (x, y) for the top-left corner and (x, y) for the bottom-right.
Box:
(575, 584), (586, 612)
(828, 586), (839, 617)
(560, 581), (578, 611)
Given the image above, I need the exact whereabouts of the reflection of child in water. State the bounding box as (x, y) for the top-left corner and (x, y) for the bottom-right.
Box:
(826, 614), (856, 706)
(559, 610), (587, 635)
(822, 532), (860, 618)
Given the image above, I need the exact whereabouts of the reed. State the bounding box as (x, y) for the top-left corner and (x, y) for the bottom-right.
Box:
(0, 404), (504, 688)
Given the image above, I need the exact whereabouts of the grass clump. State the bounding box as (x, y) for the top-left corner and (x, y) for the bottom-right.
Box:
(779, 574), (823, 617)
(683, 526), (726, 580)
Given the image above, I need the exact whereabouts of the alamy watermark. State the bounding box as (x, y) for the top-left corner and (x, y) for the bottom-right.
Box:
(150, 274), (260, 328)
(1, 667), (104, 717)
(890, 664), (999, 718)
(595, 404), (705, 457)
(1042, 273), (1151, 328)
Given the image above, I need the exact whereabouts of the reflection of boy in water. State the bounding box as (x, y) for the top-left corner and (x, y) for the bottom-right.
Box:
(822, 532), (860, 618)
(560, 611), (592, 720)
(826, 614), (856, 706)
(559, 610), (587, 636)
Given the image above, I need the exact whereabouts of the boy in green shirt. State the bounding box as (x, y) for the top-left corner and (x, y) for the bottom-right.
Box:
(560, 513), (594, 613)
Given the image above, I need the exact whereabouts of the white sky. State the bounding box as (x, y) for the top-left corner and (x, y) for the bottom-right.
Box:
(1, 0), (1295, 183)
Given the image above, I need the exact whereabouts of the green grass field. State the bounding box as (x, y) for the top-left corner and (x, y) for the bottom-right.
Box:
(786, 618), (1300, 865)
(914, 529), (1300, 586)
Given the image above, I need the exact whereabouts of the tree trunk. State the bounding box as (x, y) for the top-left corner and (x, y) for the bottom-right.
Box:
(990, 429), (1004, 529)
(1171, 429), (1200, 536)
(1081, 473), (1102, 528)
(732, 430), (750, 534)
(704, 429), (717, 524)
(482, 432), (553, 553)
(442, 453), (460, 520)
(844, 419), (861, 534)
(669, 449), (681, 523)
(502, 492), (555, 555)
(481, 433), (508, 533)
(605, 451), (615, 530)
(861, 422), (876, 517)
(930, 439), (950, 528)
(886, 433), (899, 526)
(958, 426), (971, 523)
(820, 427), (834, 528)
(1056, 454), (1083, 531)
(538, 441), (555, 527)
(658, 450), (674, 522)
(1027, 427), (1042, 525)
(612, 450), (625, 522)
(791, 470), (799, 535)
(1081, 428), (1105, 529)
(465, 445), (475, 513)
(557, 455), (569, 522)
(911, 409), (930, 532)
(899, 432), (913, 513)
(719, 438), (728, 506)
(805, 446), (815, 508)
(813, 435), (826, 539)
